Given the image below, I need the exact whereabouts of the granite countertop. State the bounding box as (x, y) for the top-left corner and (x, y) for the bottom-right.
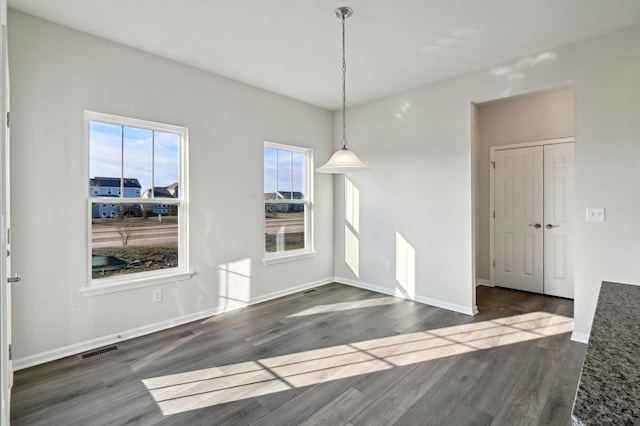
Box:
(572, 281), (640, 425)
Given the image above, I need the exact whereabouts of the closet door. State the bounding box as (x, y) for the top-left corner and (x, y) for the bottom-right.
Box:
(493, 146), (544, 293)
(543, 143), (575, 298)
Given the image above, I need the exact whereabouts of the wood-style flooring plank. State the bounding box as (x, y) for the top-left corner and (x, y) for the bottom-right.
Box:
(393, 355), (488, 426)
(460, 342), (533, 417)
(248, 375), (367, 426)
(349, 356), (458, 425)
(298, 387), (372, 426)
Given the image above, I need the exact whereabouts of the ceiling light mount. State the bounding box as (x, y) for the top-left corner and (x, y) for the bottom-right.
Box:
(335, 7), (353, 20)
(317, 6), (368, 174)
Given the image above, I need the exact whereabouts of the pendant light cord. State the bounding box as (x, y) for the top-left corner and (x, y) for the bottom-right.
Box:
(341, 11), (347, 149)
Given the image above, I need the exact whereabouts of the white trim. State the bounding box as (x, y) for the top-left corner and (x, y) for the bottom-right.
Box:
(336, 276), (394, 296)
(476, 279), (494, 287)
(263, 250), (316, 265)
(14, 276), (334, 370)
(80, 270), (194, 297)
(335, 276), (477, 316)
(489, 146), (495, 284)
(491, 137), (574, 152)
(0, 11), (9, 426)
(416, 294), (479, 316)
(489, 137), (575, 285)
(85, 110), (187, 134)
(249, 277), (332, 305)
(570, 331), (589, 344)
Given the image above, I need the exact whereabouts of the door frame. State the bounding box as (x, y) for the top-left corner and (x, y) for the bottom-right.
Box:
(1, 0), (10, 423)
(489, 137), (574, 286)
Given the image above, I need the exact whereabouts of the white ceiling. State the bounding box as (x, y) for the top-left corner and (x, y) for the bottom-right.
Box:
(8, 0), (640, 110)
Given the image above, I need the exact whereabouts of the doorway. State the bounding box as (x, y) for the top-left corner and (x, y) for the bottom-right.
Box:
(490, 140), (575, 298)
(472, 86), (575, 308)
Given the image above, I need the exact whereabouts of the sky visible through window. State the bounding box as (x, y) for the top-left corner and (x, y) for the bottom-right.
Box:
(90, 121), (179, 191)
(264, 148), (305, 195)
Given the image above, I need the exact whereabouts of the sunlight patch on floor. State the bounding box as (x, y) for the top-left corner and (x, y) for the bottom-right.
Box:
(287, 297), (400, 318)
(143, 311), (574, 415)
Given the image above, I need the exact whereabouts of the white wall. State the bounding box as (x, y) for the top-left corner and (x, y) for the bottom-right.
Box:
(335, 26), (640, 337)
(475, 88), (575, 281)
(8, 11), (335, 364)
(333, 76), (477, 314)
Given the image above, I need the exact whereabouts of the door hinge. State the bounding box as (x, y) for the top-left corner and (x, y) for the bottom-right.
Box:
(492, 260), (496, 268)
(492, 211), (495, 219)
(491, 161), (495, 169)
(6, 111), (9, 128)
(8, 344), (12, 360)
(6, 228), (10, 245)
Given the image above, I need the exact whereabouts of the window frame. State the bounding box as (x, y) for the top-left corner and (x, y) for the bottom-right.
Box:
(83, 111), (191, 296)
(263, 141), (314, 265)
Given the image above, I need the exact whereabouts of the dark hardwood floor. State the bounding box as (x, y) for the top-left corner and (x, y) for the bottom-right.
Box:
(10, 283), (586, 425)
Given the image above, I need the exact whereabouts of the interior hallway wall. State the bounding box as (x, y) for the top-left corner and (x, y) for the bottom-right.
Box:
(475, 88), (575, 282)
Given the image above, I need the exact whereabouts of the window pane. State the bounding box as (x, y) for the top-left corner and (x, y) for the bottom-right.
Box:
(264, 147), (277, 194)
(265, 203), (305, 252)
(89, 121), (122, 196)
(277, 150), (292, 197)
(154, 131), (180, 190)
(91, 202), (179, 279)
(292, 152), (305, 197)
(123, 126), (152, 197)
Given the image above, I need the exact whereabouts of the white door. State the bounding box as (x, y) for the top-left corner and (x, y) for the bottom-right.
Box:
(543, 143), (575, 298)
(1, 1), (13, 423)
(493, 142), (575, 297)
(493, 146), (544, 293)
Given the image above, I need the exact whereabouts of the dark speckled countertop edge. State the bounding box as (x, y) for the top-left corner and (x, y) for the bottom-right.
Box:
(571, 281), (640, 425)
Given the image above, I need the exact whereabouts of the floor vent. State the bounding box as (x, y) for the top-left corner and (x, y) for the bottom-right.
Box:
(303, 289), (316, 294)
(80, 345), (118, 360)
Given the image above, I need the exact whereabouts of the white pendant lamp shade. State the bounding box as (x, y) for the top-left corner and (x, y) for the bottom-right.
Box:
(316, 147), (368, 173)
(317, 7), (369, 174)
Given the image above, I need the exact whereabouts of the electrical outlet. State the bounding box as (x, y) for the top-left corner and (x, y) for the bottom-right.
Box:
(152, 289), (163, 303)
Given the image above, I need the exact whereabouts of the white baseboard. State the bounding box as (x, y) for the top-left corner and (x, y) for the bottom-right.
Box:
(13, 277), (334, 371)
(415, 295), (478, 316)
(476, 279), (494, 287)
(336, 276), (396, 297)
(335, 276), (477, 316)
(570, 331), (589, 344)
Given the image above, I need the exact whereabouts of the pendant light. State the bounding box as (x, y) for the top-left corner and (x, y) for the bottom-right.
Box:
(317, 7), (369, 173)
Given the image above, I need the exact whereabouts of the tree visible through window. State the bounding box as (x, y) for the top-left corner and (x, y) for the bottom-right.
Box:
(264, 142), (313, 260)
(87, 111), (188, 283)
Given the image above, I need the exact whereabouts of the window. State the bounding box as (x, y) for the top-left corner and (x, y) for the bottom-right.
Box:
(263, 142), (313, 264)
(86, 111), (190, 294)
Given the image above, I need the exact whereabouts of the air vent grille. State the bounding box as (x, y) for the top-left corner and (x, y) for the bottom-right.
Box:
(302, 289), (317, 294)
(80, 345), (118, 359)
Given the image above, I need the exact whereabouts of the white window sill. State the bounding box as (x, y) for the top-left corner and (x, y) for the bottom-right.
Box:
(81, 270), (194, 297)
(263, 250), (316, 266)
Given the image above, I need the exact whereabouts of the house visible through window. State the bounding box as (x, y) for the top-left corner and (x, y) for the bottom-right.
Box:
(87, 111), (188, 288)
(264, 142), (313, 263)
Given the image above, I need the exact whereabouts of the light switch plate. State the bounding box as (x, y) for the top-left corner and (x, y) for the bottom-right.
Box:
(586, 208), (605, 222)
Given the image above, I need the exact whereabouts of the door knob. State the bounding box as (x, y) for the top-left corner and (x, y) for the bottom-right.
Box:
(545, 224), (558, 229)
(7, 274), (20, 283)
(528, 223), (542, 229)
